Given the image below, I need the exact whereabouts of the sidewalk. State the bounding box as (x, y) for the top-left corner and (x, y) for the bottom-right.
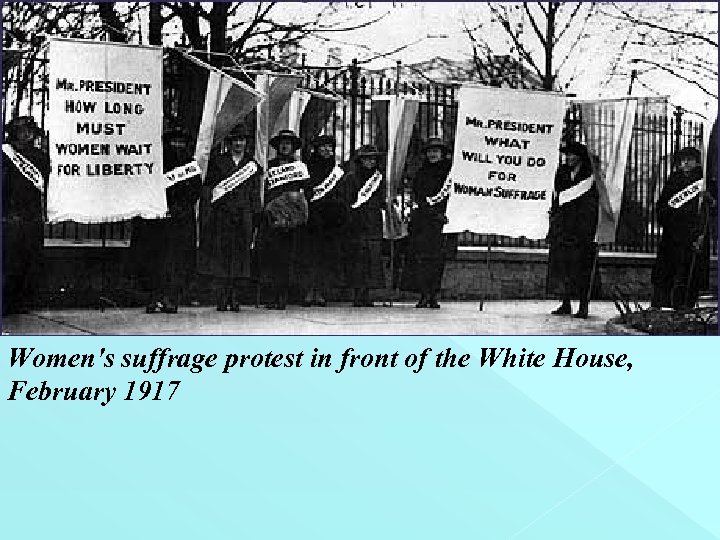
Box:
(1, 300), (621, 335)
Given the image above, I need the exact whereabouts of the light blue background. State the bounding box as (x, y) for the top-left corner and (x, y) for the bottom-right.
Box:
(1, 336), (718, 539)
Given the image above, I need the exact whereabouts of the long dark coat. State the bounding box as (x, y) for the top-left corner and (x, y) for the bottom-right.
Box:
(130, 145), (201, 294)
(256, 157), (307, 290)
(401, 159), (454, 293)
(546, 164), (599, 296)
(294, 155), (348, 290)
(651, 167), (709, 307)
(2, 144), (48, 313)
(198, 152), (262, 281)
(342, 163), (386, 289)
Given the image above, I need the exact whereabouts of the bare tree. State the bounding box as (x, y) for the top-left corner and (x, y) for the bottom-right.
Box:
(97, 2), (129, 42)
(463, 2), (596, 91)
(151, 2), (389, 65)
(597, 2), (718, 105)
(2, 2), (143, 117)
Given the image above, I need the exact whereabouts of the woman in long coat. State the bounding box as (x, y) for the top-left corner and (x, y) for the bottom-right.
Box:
(131, 129), (201, 313)
(199, 125), (262, 311)
(401, 137), (453, 308)
(2, 116), (48, 315)
(342, 145), (386, 307)
(547, 141), (598, 319)
(651, 146), (716, 309)
(296, 135), (347, 306)
(257, 129), (308, 310)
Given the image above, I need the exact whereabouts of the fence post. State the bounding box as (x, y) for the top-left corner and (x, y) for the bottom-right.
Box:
(673, 106), (683, 153)
(349, 58), (359, 156)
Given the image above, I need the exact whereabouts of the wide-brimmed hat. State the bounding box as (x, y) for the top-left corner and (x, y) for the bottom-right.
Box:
(354, 144), (384, 160)
(313, 134), (336, 147)
(269, 129), (302, 151)
(423, 137), (448, 154)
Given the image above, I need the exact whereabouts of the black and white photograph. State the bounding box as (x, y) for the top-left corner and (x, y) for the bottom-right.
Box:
(1, 1), (717, 335)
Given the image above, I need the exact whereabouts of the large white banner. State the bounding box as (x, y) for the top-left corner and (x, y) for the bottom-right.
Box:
(444, 86), (566, 239)
(46, 38), (165, 223)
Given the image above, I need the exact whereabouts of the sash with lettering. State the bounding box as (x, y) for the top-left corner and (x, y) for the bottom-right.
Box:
(426, 174), (452, 206)
(212, 160), (258, 203)
(2, 143), (44, 193)
(165, 160), (202, 188)
(668, 179), (703, 209)
(267, 161), (309, 191)
(311, 165), (344, 202)
(351, 170), (383, 209)
(558, 177), (594, 206)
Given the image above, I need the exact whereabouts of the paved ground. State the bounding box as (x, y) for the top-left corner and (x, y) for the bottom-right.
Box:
(1, 300), (621, 335)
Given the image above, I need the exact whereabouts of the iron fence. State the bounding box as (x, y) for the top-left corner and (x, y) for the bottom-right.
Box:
(3, 49), (712, 254)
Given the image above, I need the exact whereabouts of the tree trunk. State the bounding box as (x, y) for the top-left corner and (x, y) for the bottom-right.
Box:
(208, 3), (229, 55)
(543, 2), (557, 90)
(177, 4), (203, 49)
(149, 3), (162, 46)
(97, 2), (126, 42)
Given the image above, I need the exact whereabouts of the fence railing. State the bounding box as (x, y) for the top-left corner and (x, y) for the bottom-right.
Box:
(4, 49), (712, 254)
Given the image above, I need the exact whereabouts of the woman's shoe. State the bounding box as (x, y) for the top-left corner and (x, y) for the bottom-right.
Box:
(574, 305), (589, 319)
(551, 303), (572, 315)
(161, 302), (178, 314)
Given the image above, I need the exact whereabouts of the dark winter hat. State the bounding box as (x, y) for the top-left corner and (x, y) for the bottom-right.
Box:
(313, 134), (336, 147)
(269, 129), (302, 151)
(559, 140), (589, 158)
(227, 124), (248, 140)
(354, 144), (384, 160)
(674, 146), (701, 163)
(166, 126), (190, 141)
(5, 115), (39, 138)
(423, 136), (448, 154)
(560, 140), (593, 179)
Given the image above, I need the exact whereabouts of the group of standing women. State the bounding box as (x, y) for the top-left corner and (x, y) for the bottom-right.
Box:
(546, 139), (716, 318)
(139, 125), (456, 313)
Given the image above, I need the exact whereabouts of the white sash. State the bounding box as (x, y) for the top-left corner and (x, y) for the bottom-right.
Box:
(212, 161), (258, 203)
(2, 143), (44, 193)
(351, 170), (383, 209)
(311, 165), (344, 202)
(426, 175), (452, 206)
(558, 177), (593, 206)
(668, 179), (703, 209)
(266, 161), (309, 192)
(165, 160), (202, 187)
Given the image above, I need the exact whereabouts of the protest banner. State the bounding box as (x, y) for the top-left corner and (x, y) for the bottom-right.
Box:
(46, 38), (166, 223)
(444, 86), (566, 239)
(577, 98), (638, 243)
(371, 96), (420, 239)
